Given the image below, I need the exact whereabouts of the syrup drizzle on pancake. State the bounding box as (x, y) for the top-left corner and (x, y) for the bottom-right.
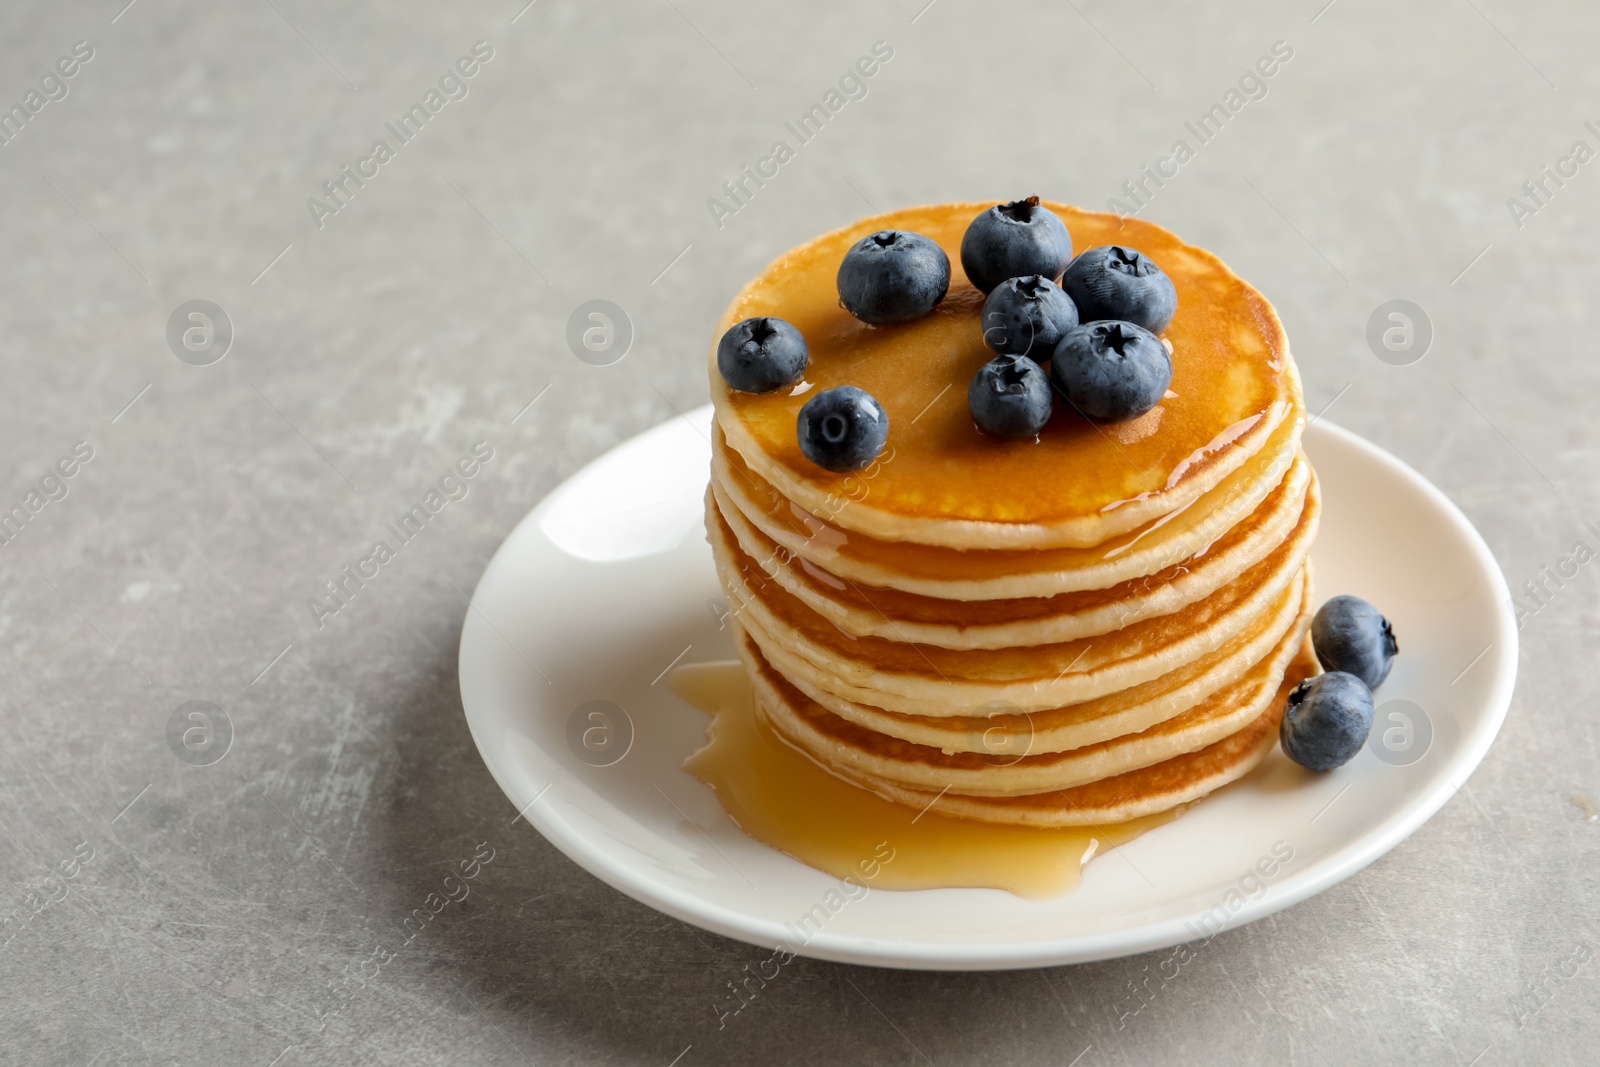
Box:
(711, 202), (1295, 550)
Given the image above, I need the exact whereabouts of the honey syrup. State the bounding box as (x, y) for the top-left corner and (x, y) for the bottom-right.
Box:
(672, 661), (1177, 899)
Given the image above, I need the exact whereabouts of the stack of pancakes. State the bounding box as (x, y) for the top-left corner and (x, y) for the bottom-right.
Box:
(705, 202), (1319, 828)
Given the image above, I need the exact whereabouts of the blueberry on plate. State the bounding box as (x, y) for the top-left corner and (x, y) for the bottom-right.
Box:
(1049, 320), (1173, 422)
(1280, 671), (1374, 771)
(717, 316), (808, 394)
(959, 197), (1074, 294)
(969, 355), (1053, 440)
(981, 276), (1080, 362)
(1060, 245), (1178, 333)
(797, 386), (889, 473)
(836, 230), (950, 325)
(1311, 595), (1399, 690)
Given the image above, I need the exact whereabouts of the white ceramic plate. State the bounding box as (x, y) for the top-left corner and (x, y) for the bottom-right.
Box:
(459, 406), (1516, 970)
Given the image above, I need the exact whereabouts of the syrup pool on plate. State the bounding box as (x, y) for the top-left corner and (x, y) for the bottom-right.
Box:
(670, 662), (1177, 899)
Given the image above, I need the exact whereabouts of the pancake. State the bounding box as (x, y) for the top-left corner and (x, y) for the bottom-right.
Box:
(710, 202), (1296, 551)
(750, 632), (1322, 828)
(748, 591), (1310, 796)
(710, 378), (1302, 601)
(711, 486), (1317, 715)
(713, 451), (1315, 649)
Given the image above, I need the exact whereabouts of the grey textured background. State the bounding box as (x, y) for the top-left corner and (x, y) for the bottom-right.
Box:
(1, 0), (1596, 1064)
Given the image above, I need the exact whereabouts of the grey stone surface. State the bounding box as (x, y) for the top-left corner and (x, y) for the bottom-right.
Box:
(0, 1), (1595, 1064)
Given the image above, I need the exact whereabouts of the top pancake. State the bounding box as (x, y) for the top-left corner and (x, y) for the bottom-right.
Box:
(710, 200), (1294, 551)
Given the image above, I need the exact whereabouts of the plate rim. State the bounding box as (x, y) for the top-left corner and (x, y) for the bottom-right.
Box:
(459, 409), (1518, 970)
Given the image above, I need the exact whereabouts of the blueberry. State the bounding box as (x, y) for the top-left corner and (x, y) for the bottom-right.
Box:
(1049, 320), (1172, 422)
(969, 355), (1054, 440)
(836, 230), (950, 325)
(1280, 672), (1374, 771)
(716, 316), (808, 394)
(981, 276), (1080, 362)
(1060, 245), (1178, 333)
(797, 386), (889, 473)
(959, 197), (1074, 294)
(1311, 596), (1399, 690)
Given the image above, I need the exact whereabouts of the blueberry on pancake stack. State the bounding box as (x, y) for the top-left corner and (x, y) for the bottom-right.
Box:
(705, 199), (1320, 828)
